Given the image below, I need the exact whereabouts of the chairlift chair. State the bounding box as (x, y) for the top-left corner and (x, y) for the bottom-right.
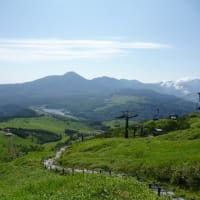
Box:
(153, 115), (159, 121)
(196, 92), (200, 111)
(169, 114), (178, 120)
(153, 128), (164, 136)
(196, 102), (200, 111)
(153, 108), (159, 121)
(114, 121), (120, 128)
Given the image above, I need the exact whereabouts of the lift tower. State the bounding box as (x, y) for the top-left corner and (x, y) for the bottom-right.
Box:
(5, 129), (15, 158)
(116, 111), (138, 138)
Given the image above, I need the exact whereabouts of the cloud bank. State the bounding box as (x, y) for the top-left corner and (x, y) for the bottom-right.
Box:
(0, 39), (171, 62)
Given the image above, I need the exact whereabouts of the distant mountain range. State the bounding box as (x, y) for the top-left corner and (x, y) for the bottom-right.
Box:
(158, 79), (200, 101)
(0, 72), (198, 121)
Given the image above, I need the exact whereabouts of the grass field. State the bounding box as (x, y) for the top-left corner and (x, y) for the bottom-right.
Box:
(0, 145), (167, 200)
(0, 115), (97, 150)
(0, 115), (168, 200)
(0, 158), (165, 200)
(57, 113), (200, 199)
(0, 115), (95, 136)
(0, 114), (98, 165)
(1, 113), (200, 199)
(0, 131), (35, 162)
(94, 95), (146, 112)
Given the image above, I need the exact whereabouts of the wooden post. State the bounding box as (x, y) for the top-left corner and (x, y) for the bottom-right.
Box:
(133, 127), (137, 137)
(81, 134), (84, 142)
(157, 186), (161, 196)
(125, 114), (129, 138)
(140, 125), (144, 137)
(137, 175), (141, 182)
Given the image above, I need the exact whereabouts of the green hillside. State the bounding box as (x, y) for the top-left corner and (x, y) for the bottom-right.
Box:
(0, 130), (35, 162)
(57, 113), (200, 199)
(0, 115), (95, 136)
(0, 154), (167, 200)
(1, 113), (200, 199)
(0, 115), (167, 200)
(0, 115), (98, 162)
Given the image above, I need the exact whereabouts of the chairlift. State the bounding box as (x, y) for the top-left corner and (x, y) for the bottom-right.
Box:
(169, 114), (178, 120)
(114, 122), (120, 128)
(114, 119), (120, 128)
(153, 108), (159, 121)
(153, 115), (159, 121)
(153, 128), (164, 136)
(196, 93), (200, 111)
(196, 104), (200, 111)
(131, 125), (138, 137)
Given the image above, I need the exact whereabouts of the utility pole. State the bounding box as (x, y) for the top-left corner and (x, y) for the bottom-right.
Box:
(116, 111), (138, 138)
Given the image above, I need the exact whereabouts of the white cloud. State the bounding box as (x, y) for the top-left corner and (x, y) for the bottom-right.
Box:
(175, 77), (193, 83)
(0, 39), (171, 62)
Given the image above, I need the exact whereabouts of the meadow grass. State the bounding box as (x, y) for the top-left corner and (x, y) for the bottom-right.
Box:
(0, 152), (167, 200)
(1, 113), (200, 199)
(57, 114), (200, 199)
(95, 95), (145, 112)
(0, 115), (96, 150)
(0, 116), (168, 200)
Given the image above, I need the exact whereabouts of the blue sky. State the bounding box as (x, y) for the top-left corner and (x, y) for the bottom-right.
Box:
(0, 0), (199, 83)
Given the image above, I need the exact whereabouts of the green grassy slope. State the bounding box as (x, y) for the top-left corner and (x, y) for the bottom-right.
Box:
(0, 115), (96, 149)
(1, 113), (200, 199)
(57, 138), (200, 182)
(0, 115), (98, 164)
(94, 95), (146, 112)
(0, 116), (167, 200)
(0, 116), (95, 136)
(0, 156), (166, 200)
(0, 131), (35, 162)
(57, 113), (200, 199)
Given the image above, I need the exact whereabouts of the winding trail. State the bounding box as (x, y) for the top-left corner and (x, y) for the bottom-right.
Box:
(43, 146), (186, 200)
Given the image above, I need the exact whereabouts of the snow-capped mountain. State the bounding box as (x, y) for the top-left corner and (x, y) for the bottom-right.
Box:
(157, 78), (200, 102)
